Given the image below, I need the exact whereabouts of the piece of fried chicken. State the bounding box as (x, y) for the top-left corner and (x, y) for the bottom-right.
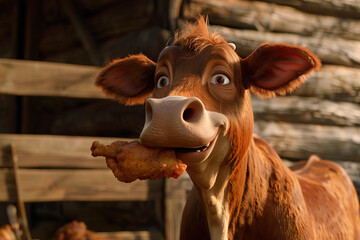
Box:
(0, 225), (15, 240)
(91, 140), (187, 183)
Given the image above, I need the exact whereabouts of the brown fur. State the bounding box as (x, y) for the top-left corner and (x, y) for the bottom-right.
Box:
(96, 16), (360, 239)
(96, 54), (156, 105)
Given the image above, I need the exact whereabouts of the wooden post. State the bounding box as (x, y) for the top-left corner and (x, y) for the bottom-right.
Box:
(24, 0), (42, 60)
(6, 205), (21, 240)
(22, 0), (43, 134)
(165, 173), (192, 240)
(10, 144), (32, 240)
(168, 0), (183, 34)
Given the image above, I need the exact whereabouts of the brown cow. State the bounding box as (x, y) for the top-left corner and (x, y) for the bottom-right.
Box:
(96, 17), (360, 240)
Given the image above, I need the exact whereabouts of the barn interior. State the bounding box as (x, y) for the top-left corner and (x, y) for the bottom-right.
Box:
(0, 0), (359, 239)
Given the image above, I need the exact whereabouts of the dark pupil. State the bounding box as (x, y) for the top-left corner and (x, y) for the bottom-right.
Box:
(216, 76), (224, 84)
(160, 78), (167, 86)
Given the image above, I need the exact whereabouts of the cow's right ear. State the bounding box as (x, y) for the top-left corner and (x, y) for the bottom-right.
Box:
(96, 54), (156, 105)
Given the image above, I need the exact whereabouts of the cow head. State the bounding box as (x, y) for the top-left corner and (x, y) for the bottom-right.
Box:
(96, 17), (321, 189)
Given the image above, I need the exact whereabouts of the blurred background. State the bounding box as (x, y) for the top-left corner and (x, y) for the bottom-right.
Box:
(0, 0), (359, 239)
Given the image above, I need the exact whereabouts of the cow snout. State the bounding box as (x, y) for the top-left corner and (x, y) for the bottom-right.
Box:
(140, 96), (228, 148)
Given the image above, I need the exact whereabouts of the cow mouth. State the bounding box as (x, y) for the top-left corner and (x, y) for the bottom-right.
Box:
(173, 132), (219, 165)
(174, 141), (212, 153)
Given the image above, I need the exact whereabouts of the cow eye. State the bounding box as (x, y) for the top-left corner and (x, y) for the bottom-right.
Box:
(210, 74), (230, 86)
(156, 76), (170, 88)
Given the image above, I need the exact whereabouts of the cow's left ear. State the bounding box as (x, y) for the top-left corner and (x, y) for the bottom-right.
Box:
(241, 43), (321, 98)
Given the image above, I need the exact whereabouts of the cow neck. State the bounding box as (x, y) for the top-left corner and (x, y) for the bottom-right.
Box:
(185, 135), (287, 240)
(227, 136), (301, 239)
(186, 134), (232, 240)
(226, 137), (271, 239)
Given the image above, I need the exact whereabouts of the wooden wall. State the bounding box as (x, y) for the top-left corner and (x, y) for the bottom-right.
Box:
(0, 1), (170, 239)
(0, 0), (359, 238)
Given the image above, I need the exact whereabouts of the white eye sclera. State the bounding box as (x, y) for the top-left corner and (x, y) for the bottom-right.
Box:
(210, 74), (230, 86)
(156, 76), (170, 88)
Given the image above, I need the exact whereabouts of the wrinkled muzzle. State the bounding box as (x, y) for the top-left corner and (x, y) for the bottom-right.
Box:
(140, 96), (229, 148)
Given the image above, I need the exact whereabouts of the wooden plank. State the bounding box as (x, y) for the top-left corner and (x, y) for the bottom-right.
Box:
(252, 96), (360, 126)
(96, 230), (164, 240)
(210, 24), (360, 67)
(0, 168), (162, 202)
(183, 0), (360, 40)
(293, 65), (360, 103)
(259, 0), (360, 19)
(0, 58), (102, 98)
(165, 173), (192, 240)
(0, 134), (132, 168)
(169, 0), (183, 33)
(254, 121), (360, 162)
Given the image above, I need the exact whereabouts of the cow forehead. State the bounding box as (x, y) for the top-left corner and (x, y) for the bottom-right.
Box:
(156, 44), (240, 78)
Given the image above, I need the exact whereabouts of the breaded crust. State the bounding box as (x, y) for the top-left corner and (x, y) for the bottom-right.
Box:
(91, 140), (187, 183)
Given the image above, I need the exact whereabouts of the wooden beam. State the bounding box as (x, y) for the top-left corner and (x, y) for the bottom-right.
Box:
(254, 121), (360, 162)
(210, 24), (360, 67)
(165, 173), (192, 240)
(168, 0), (183, 33)
(258, 0), (360, 19)
(0, 58), (102, 98)
(0, 168), (162, 202)
(183, 0), (360, 40)
(252, 96), (360, 126)
(0, 134), (130, 168)
(293, 65), (360, 103)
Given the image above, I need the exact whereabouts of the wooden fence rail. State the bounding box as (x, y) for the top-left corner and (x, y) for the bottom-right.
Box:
(183, 0), (360, 40)
(211, 25), (360, 67)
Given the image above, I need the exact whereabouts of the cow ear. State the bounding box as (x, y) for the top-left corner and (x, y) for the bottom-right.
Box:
(96, 54), (156, 105)
(241, 43), (321, 98)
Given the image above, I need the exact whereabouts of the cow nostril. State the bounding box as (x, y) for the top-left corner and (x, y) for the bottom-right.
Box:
(183, 108), (195, 122)
(182, 99), (204, 123)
